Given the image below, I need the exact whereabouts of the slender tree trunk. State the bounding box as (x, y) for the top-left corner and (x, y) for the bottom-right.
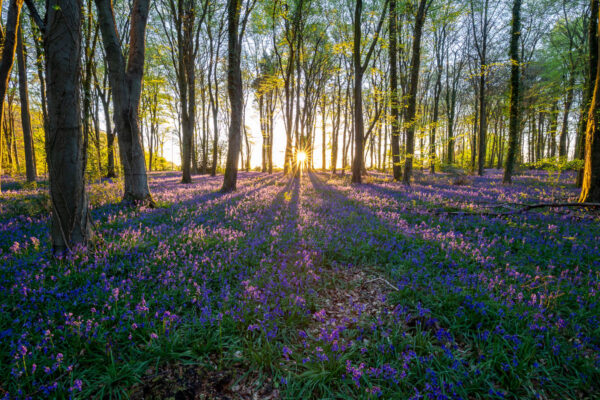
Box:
(431, 71), (441, 174)
(402, 0), (428, 185)
(472, 0), (490, 176)
(322, 97), (326, 170)
(503, 0), (521, 184)
(560, 73), (575, 158)
(260, 95), (267, 172)
(0, 0), (24, 192)
(580, 2), (600, 202)
(549, 101), (559, 157)
(101, 91), (116, 178)
(342, 78), (350, 171)
(211, 98), (219, 176)
(331, 74), (341, 174)
(352, 0), (387, 183)
(95, 0), (153, 205)
(447, 79), (457, 165)
(45, 0), (91, 253)
(11, 112), (20, 172)
(352, 1), (365, 184)
(82, 6), (97, 178)
(268, 95), (274, 173)
(93, 95), (103, 175)
(244, 121), (251, 171)
(207, 20), (221, 177)
(389, 0), (401, 181)
(471, 99), (478, 171)
(477, 74), (487, 175)
(497, 119), (505, 169)
(179, 0), (197, 183)
(221, 0), (243, 192)
(32, 21), (49, 142)
(17, 25), (36, 182)
(383, 117), (388, 171)
(578, 0), (599, 187)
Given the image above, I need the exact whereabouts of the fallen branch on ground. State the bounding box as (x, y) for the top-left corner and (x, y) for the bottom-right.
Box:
(365, 277), (400, 291)
(441, 202), (600, 217)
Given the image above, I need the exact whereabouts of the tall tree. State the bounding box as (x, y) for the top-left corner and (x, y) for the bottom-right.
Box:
(222, 0), (257, 192)
(158, 0), (208, 183)
(351, 0), (388, 184)
(270, 0), (306, 175)
(577, 0), (598, 186)
(94, 60), (116, 178)
(207, 3), (225, 177)
(389, 0), (402, 181)
(17, 24), (36, 183)
(445, 42), (464, 166)
(557, 0), (583, 159)
(0, 0), (24, 193)
(95, 0), (154, 205)
(44, 0), (91, 253)
(430, 13), (447, 174)
(503, 0), (522, 184)
(580, 1), (600, 202)
(470, 0), (492, 176)
(402, 0), (431, 185)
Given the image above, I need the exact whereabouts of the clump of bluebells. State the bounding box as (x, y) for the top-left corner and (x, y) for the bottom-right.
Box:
(1, 170), (599, 399)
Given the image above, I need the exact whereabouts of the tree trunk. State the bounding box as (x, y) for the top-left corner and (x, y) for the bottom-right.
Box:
(221, 0), (243, 192)
(179, 0), (197, 184)
(447, 78), (457, 165)
(402, 0), (428, 185)
(578, 0), (599, 187)
(471, 99), (478, 171)
(260, 95), (267, 172)
(322, 97), (327, 170)
(17, 25), (36, 183)
(95, 0), (153, 205)
(560, 73), (575, 158)
(268, 97), (274, 173)
(0, 0), (24, 192)
(503, 0), (521, 184)
(207, 15), (221, 177)
(93, 95), (103, 175)
(549, 101), (559, 157)
(352, 0), (387, 183)
(101, 91), (116, 178)
(351, 0), (365, 184)
(244, 121), (251, 171)
(45, 0), (90, 253)
(431, 69), (441, 174)
(389, 0), (402, 181)
(580, 2), (600, 202)
(330, 74), (341, 174)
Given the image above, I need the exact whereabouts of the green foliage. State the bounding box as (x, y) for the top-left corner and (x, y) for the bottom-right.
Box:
(1, 191), (50, 218)
(525, 157), (584, 172)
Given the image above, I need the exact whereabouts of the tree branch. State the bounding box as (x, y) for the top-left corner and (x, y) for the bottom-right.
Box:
(24, 0), (45, 34)
(361, 0), (390, 72)
(441, 202), (600, 217)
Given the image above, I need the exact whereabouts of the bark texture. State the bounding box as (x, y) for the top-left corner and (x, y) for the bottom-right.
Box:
(0, 0), (24, 192)
(503, 0), (521, 184)
(95, 0), (153, 205)
(389, 0), (401, 181)
(221, 0), (243, 192)
(402, 0), (428, 185)
(580, 3), (600, 203)
(45, 0), (90, 253)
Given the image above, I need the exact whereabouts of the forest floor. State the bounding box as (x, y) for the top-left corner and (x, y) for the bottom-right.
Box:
(1, 169), (600, 399)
